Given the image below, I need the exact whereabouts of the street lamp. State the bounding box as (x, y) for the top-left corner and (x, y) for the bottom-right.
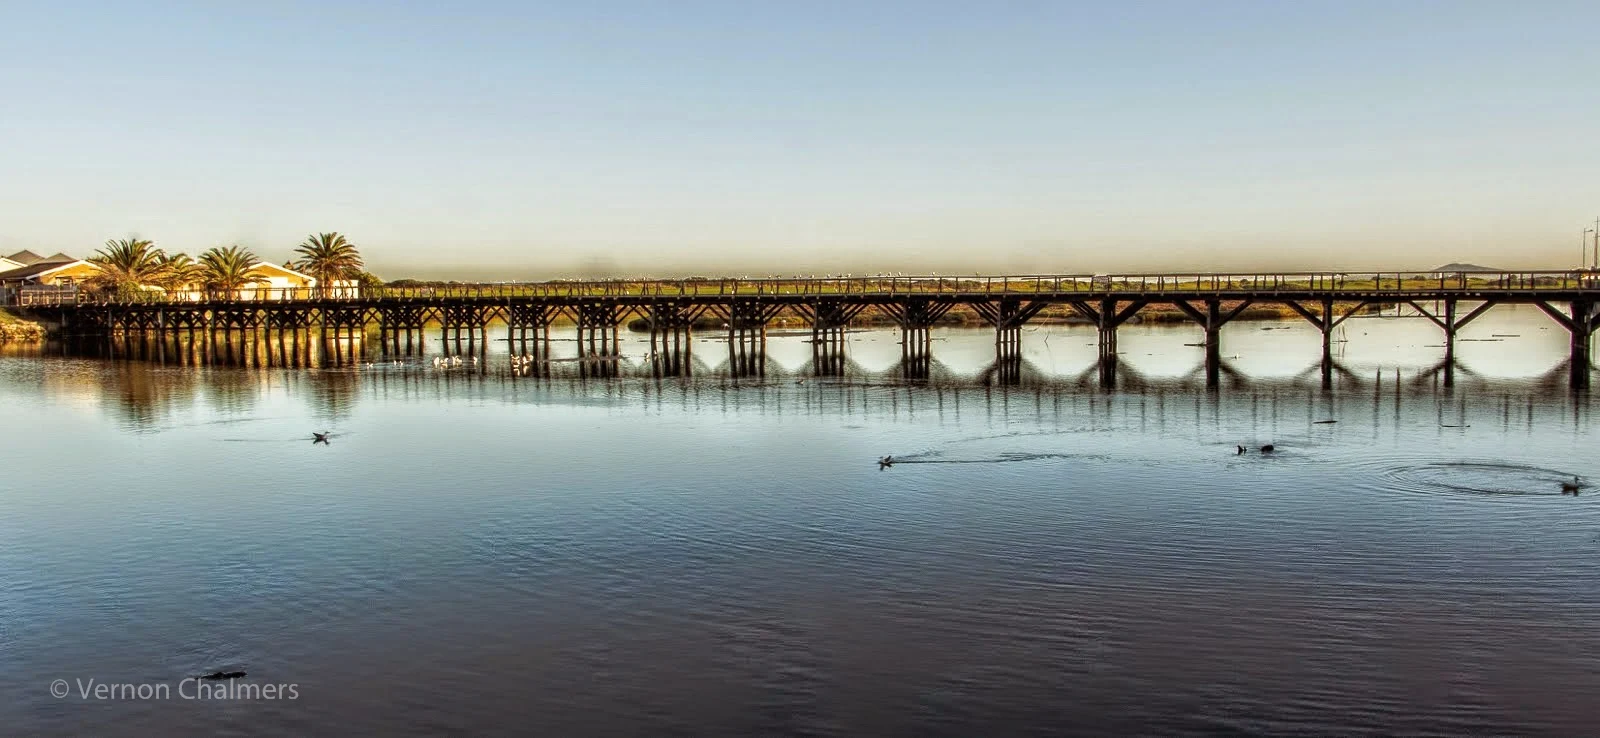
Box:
(1587, 228), (1596, 270)
(1592, 218), (1600, 270)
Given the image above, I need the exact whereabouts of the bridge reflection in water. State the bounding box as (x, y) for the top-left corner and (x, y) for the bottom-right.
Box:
(8, 342), (1590, 436)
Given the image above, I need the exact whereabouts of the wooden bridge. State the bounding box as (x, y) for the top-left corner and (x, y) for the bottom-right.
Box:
(20, 270), (1600, 388)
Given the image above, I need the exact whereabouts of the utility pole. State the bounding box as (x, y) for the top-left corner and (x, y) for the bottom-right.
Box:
(1587, 227), (1596, 270)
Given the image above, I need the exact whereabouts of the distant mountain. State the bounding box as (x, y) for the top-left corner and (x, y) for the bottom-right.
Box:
(1430, 262), (1500, 273)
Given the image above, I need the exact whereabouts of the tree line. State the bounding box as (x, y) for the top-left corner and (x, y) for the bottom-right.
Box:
(85, 232), (371, 297)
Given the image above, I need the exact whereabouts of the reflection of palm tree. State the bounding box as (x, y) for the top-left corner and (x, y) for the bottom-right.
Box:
(294, 233), (363, 297)
(88, 238), (168, 298)
(200, 245), (268, 298)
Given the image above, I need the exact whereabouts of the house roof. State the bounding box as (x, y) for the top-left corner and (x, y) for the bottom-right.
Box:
(0, 257), (21, 271)
(0, 259), (94, 282)
(42, 252), (76, 263)
(248, 261), (317, 284)
(5, 250), (46, 266)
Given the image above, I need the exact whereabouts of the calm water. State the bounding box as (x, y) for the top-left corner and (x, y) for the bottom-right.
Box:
(4, 307), (1600, 736)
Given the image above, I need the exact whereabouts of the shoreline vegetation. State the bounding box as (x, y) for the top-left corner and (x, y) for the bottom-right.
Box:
(0, 308), (47, 342)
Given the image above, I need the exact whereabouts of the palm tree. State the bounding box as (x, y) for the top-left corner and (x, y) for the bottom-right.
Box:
(200, 245), (268, 298)
(156, 253), (205, 296)
(87, 238), (169, 298)
(294, 232), (363, 297)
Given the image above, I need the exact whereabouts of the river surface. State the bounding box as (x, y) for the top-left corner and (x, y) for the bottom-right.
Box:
(3, 306), (1600, 736)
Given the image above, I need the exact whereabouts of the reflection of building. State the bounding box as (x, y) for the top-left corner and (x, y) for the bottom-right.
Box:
(0, 251), (100, 305)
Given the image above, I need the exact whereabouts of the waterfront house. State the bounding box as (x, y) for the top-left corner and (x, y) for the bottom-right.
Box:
(4, 250), (46, 267)
(166, 261), (320, 301)
(241, 261), (319, 300)
(0, 255), (100, 305)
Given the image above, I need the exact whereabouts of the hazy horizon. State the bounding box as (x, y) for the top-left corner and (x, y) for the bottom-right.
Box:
(3, 1), (1598, 280)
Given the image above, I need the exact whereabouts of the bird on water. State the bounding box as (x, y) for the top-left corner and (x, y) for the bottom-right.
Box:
(1236, 445), (1246, 455)
(878, 455), (894, 470)
(1260, 444), (1275, 453)
(1562, 476), (1584, 494)
(196, 671), (246, 681)
(312, 432), (330, 445)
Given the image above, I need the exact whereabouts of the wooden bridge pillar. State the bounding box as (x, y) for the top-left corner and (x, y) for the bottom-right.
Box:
(712, 300), (782, 378)
(320, 306), (369, 368)
(1407, 297), (1505, 389)
(1172, 298), (1253, 389)
(507, 303), (555, 378)
(644, 301), (702, 378)
(574, 301), (622, 378)
(1532, 300), (1596, 389)
(798, 300), (865, 377)
(1204, 299), (1222, 389)
(439, 304), (487, 360)
(377, 305), (427, 358)
(971, 297), (1048, 385)
(882, 298), (954, 380)
(1319, 298), (1334, 386)
(1442, 299), (1457, 387)
(1571, 300), (1594, 390)
(1068, 298), (1148, 389)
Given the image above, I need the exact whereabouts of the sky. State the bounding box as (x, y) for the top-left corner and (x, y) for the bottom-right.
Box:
(2, 1), (1598, 279)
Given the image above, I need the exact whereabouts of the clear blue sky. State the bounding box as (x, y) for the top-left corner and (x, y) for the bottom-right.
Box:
(2, 1), (1597, 278)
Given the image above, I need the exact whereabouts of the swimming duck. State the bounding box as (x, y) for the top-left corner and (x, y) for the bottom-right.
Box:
(1260, 444), (1275, 453)
(1562, 476), (1583, 494)
(312, 432), (330, 445)
(1236, 445), (1246, 455)
(196, 671), (246, 681)
(878, 455), (894, 470)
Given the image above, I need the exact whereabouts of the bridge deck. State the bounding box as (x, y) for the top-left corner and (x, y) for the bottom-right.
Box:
(11, 269), (1600, 308)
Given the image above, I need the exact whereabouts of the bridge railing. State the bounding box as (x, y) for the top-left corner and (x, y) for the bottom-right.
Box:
(35, 270), (1600, 306)
(13, 286), (86, 306)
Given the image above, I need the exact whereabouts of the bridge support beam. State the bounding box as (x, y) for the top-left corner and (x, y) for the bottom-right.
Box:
(1408, 298), (1500, 388)
(1535, 300), (1597, 389)
(644, 301), (702, 378)
(440, 304), (487, 361)
(882, 298), (955, 380)
(1282, 299), (1375, 388)
(507, 304), (556, 377)
(574, 301), (622, 378)
(1068, 299), (1148, 389)
(321, 306), (369, 368)
(265, 308), (314, 368)
(970, 297), (1048, 385)
(1172, 299), (1253, 389)
(377, 305), (427, 358)
(711, 300), (783, 378)
(797, 300), (866, 377)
